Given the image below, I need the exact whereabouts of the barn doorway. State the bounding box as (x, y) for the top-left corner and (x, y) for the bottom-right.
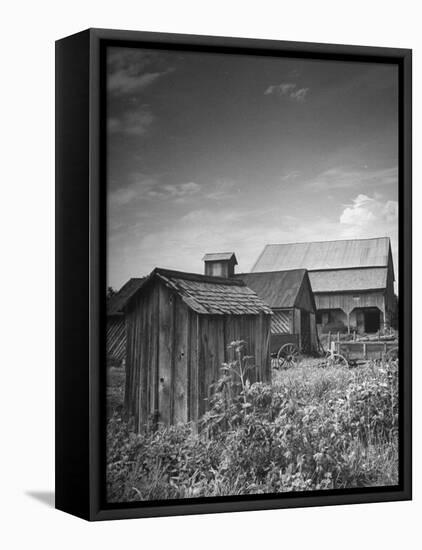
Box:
(364, 308), (380, 333)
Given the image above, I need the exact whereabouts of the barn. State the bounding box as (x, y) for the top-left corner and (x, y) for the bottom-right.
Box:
(236, 269), (318, 354)
(124, 267), (272, 430)
(252, 237), (396, 335)
(107, 278), (145, 365)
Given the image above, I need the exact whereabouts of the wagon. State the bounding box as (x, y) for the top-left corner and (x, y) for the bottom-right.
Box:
(328, 332), (399, 366)
(270, 331), (302, 369)
(331, 340), (398, 363)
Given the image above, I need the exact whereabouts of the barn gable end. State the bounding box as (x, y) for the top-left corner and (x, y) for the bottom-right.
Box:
(235, 269), (318, 353)
(294, 271), (316, 313)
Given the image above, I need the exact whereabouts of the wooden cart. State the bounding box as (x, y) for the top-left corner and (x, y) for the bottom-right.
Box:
(271, 333), (301, 369)
(328, 332), (398, 366)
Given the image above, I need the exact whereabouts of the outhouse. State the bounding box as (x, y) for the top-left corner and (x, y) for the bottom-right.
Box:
(124, 267), (272, 430)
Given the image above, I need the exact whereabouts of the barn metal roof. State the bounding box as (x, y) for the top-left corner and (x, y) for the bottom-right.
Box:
(252, 237), (391, 272)
(202, 252), (238, 264)
(235, 269), (313, 310)
(136, 268), (272, 316)
(107, 278), (146, 316)
(309, 267), (388, 293)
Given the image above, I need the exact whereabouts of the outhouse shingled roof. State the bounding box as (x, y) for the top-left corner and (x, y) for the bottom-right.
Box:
(131, 267), (272, 316)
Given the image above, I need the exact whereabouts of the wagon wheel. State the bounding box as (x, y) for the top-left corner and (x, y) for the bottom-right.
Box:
(385, 346), (399, 362)
(325, 351), (349, 368)
(277, 343), (301, 369)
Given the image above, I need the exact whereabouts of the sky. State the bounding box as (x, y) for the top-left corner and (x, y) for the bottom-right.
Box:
(106, 46), (398, 290)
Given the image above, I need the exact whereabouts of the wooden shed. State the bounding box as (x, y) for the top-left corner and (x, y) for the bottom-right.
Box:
(106, 278), (145, 366)
(236, 269), (318, 355)
(124, 267), (273, 430)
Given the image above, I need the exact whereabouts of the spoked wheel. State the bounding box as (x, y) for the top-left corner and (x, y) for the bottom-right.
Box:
(277, 343), (301, 369)
(325, 351), (348, 368)
(385, 347), (399, 361)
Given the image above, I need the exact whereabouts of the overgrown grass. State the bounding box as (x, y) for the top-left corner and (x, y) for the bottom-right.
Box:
(106, 367), (125, 419)
(106, 353), (398, 503)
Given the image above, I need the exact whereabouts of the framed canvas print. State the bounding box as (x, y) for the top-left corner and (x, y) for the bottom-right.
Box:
(55, 28), (412, 521)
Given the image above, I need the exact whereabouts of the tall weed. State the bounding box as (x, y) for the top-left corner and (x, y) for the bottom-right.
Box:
(106, 342), (398, 502)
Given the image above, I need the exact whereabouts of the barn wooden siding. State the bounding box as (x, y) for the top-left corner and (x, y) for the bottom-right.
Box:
(106, 316), (126, 363)
(271, 310), (291, 334)
(314, 291), (386, 316)
(106, 278), (146, 364)
(125, 279), (271, 431)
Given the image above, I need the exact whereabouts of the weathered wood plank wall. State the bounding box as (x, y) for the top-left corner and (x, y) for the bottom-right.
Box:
(125, 279), (272, 430)
(315, 291), (385, 315)
(174, 299), (189, 423)
(106, 317), (126, 363)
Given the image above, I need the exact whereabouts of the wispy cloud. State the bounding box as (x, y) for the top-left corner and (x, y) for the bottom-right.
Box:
(264, 82), (309, 102)
(109, 176), (203, 209)
(305, 166), (398, 191)
(280, 171), (301, 182)
(109, 175), (238, 209)
(205, 178), (237, 200)
(108, 107), (154, 137)
(107, 48), (174, 95)
(148, 182), (201, 201)
(109, 175), (158, 207)
(108, 71), (165, 95)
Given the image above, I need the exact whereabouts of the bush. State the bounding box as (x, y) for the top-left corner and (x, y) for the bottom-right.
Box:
(106, 342), (399, 502)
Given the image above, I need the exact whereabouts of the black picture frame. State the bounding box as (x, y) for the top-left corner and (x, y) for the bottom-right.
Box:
(55, 28), (412, 521)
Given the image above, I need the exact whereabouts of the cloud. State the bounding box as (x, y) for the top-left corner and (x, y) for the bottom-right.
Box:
(339, 194), (398, 280)
(148, 182), (201, 201)
(281, 171), (301, 182)
(109, 176), (203, 209)
(204, 178), (237, 201)
(107, 48), (173, 95)
(340, 194), (398, 230)
(109, 176), (238, 210)
(107, 204), (344, 287)
(265, 83), (296, 96)
(306, 166), (398, 191)
(109, 175), (158, 207)
(108, 71), (164, 95)
(107, 184), (399, 289)
(264, 82), (309, 102)
(108, 107), (154, 136)
(290, 88), (308, 102)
